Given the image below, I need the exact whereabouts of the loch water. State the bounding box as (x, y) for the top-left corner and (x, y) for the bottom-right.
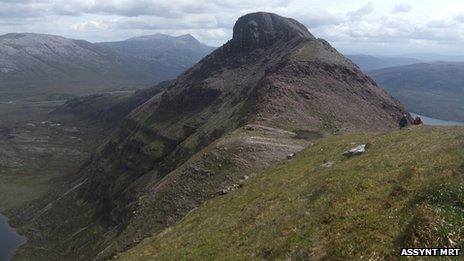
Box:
(0, 214), (25, 261)
(410, 113), (464, 126)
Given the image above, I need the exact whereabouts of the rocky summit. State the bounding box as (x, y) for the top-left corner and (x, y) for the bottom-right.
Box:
(231, 12), (314, 50)
(13, 12), (408, 260)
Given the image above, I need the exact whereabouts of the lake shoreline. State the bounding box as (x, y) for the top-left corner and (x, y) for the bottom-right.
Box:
(0, 213), (26, 261)
(410, 112), (464, 126)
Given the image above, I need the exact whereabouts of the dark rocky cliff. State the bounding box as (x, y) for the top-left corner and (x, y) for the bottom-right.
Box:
(14, 12), (408, 260)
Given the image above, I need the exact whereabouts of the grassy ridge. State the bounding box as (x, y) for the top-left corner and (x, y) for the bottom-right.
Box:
(120, 126), (464, 260)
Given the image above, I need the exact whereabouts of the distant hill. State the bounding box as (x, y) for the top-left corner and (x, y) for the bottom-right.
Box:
(346, 54), (421, 71)
(96, 34), (215, 72)
(0, 33), (213, 101)
(15, 12), (407, 260)
(369, 62), (464, 122)
(396, 53), (464, 62)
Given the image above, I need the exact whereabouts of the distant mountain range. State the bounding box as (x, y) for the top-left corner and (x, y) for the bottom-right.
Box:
(0, 33), (214, 100)
(346, 54), (421, 71)
(395, 53), (464, 62)
(347, 54), (464, 121)
(16, 12), (407, 260)
(369, 62), (464, 122)
(347, 53), (464, 71)
(4, 11), (464, 261)
(97, 34), (214, 72)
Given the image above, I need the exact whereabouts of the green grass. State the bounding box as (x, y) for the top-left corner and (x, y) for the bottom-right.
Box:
(120, 126), (464, 260)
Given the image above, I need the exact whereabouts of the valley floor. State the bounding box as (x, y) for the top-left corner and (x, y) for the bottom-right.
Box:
(0, 100), (108, 214)
(2, 99), (464, 260)
(120, 126), (464, 260)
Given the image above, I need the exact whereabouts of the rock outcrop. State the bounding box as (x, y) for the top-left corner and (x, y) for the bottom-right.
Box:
(231, 12), (314, 50)
(14, 12), (408, 260)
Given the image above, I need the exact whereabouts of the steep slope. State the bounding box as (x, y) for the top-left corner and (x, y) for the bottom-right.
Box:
(51, 80), (173, 128)
(346, 54), (420, 71)
(120, 126), (464, 260)
(97, 34), (215, 73)
(0, 33), (212, 100)
(13, 12), (408, 260)
(369, 62), (464, 122)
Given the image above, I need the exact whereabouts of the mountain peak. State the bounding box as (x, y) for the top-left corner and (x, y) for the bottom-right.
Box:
(0, 32), (67, 41)
(18, 12), (409, 260)
(126, 34), (200, 43)
(126, 33), (172, 41)
(176, 34), (198, 42)
(231, 12), (315, 50)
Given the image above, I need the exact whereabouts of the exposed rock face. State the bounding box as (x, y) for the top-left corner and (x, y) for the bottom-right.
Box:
(231, 12), (314, 50)
(14, 12), (408, 260)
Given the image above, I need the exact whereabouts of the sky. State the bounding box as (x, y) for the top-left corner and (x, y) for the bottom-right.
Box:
(1, 0), (464, 55)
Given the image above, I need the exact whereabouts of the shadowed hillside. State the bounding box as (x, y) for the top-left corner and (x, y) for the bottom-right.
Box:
(12, 12), (407, 260)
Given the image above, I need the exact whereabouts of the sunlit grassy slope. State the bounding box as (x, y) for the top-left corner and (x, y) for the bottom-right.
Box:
(120, 126), (464, 260)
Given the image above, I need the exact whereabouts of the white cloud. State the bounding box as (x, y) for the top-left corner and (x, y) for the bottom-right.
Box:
(455, 14), (464, 23)
(292, 9), (345, 29)
(0, 0), (49, 17)
(72, 20), (109, 31)
(0, 0), (464, 55)
(50, 0), (291, 18)
(392, 4), (412, 14)
(347, 2), (374, 21)
(51, 0), (180, 18)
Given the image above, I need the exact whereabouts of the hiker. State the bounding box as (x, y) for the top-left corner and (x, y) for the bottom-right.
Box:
(399, 113), (408, 129)
(413, 116), (423, 125)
